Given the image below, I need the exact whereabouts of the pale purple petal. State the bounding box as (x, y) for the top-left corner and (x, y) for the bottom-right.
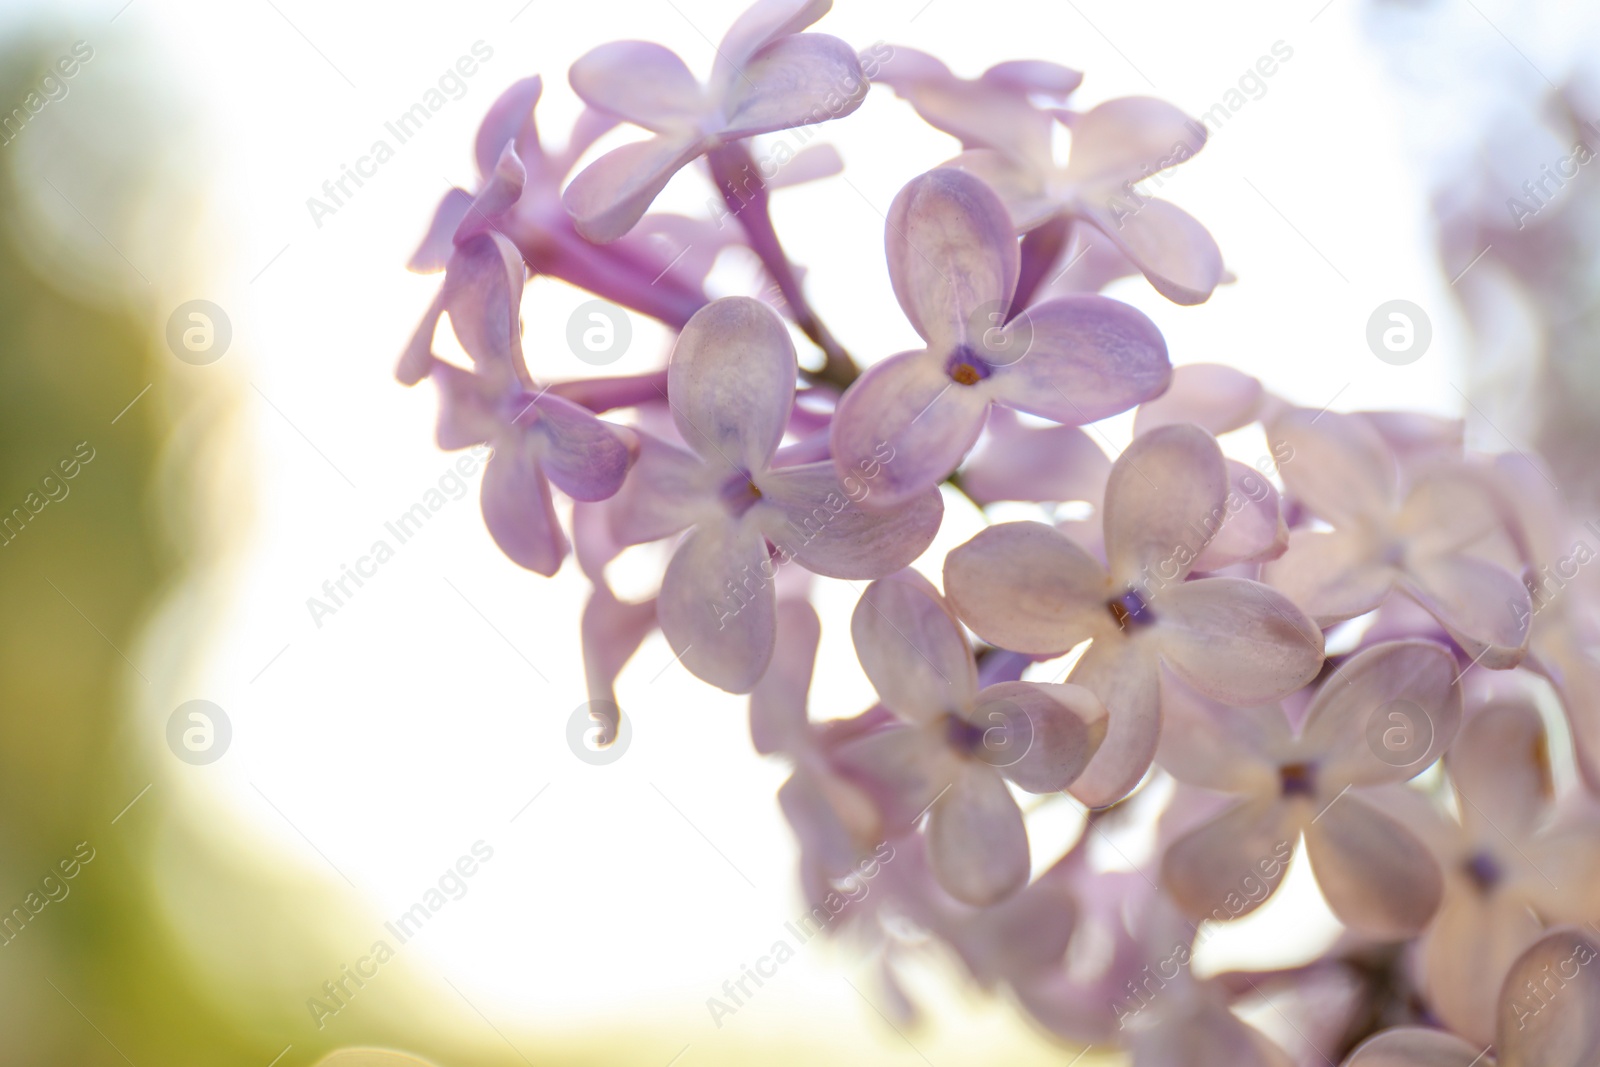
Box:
(721, 34), (867, 140)
(1155, 576), (1325, 706)
(1157, 675), (1286, 792)
(959, 408), (1110, 506)
(452, 141), (527, 245)
(1133, 363), (1264, 437)
(1191, 458), (1289, 570)
(757, 462), (943, 578)
(481, 435), (567, 576)
(751, 598), (820, 754)
(1267, 408), (1398, 528)
(887, 168), (1019, 348)
(667, 296), (797, 474)
(1495, 928), (1600, 1067)
(1161, 795), (1296, 924)
(850, 569), (977, 723)
(833, 723), (953, 828)
(1075, 197), (1223, 305)
(1262, 529), (1395, 626)
(429, 360), (503, 449)
(397, 292), (445, 386)
(829, 349), (990, 508)
(766, 141), (843, 188)
(407, 188), (474, 274)
(657, 520), (775, 693)
(927, 762), (1030, 905)
(1423, 891), (1543, 1049)
(1065, 634), (1162, 806)
(944, 521), (1112, 654)
(972, 680), (1106, 793)
(1301, 639), (1462, 788)
(568, 41), (704, 132)
(475, 75), (544, 178)
(713, 0), (832, 90)
(988, 295), (1171, 424)
(1062, 96), (1206, 188)
(605, 432), (719, 547)
(529, 393), (637, 502)
(1303, 792), (1443, 938)
(1446, 701), (1551, 837)
(1101, 423), (1229, 586)
(980, 59), (1083, 99)
(1341, 1029), (1485, 1067)
(442, 232), (527, 377)
(946, 148), (1059, 231)
(563, 133), (706, 243)
(779, 767), (883, 879)
(1401, 553), (1531, 670)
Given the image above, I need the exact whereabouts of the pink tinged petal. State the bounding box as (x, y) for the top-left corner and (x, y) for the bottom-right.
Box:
(944, 521), (1112, 655)
(475, 75), (544, 178)
(1063, 96), (1207, 188)
(720, 34), (867, 140)
(605, 432), (718, 547)
(480, 436), (567, 575)
(1065, 635), (1161, 806)
(1496, 928), (1600, 1067)
(1400, 554), (1530, 670)
(1157, 675), (1287, 792)
(981, 59), (1083, 99)
(1075, 197), (1224, 305)
(757, 462), (943, 579)
(1155, 577), (1325, 706)
(1424, 892), (1542, 1048)
(714, 0), (832, 86)
(829, 348), (990, 508)
(779, 767), (882, 879)
(751, 598), (820, 754)
(960, 408), (1109, 506)
(1341, 1029), (1487, 1067)
(886, 168), (1019, 348)
(452, 141), (527, 245)
(1161, 795), (1297, 924)
(766, 141), (843, 188)
(657, 520), (775, 693)
(1192, 458), (1288, 570)
(1134, 1004), (1294, 1067)
(1262, 529), (1394, 626)
(973, 680), (1106, 793)
(568, 41), (704, 132)
(398, 292), (446, 386)
(1133, 363), (1264, 437)
(668, 295), (797, 472)
(927, 762), (1030, 905)
(529, 394), (637, 502)
(989, 295), (1172, 424)
(552, 107), (622, 179)
(1102, 423), (1228, 586)
(1303, 792), (1443, 938)
(442, 232), (526, 376)
(429, 360), (502, 448)
(851, 570), (978, 723)
(580, 585), (658, 722)
(833, 723), (954, 826)
(1447, 702), (1551, 838)
(945, 148), (1059, 232)
(1267, 408), (1399, 529)
(562, 133), (706, 243)
(1364, 410), (1466, 467)
(407, 188), (474, 274)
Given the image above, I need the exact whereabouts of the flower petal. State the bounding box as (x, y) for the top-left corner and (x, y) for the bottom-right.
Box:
(927, 761), (1030, 905)
(1301, 640), (1463, 788)
(1191, 458), (1288, 570)
(1134, 363), (1265, 437)
(1065, 634), (1162, 806)
(713, 0), (832, 91)
(1400, 553), (1530, 670)
(1154, 576), (1325, 706)
(1161, 795), (1296, 924)
(1267, 408), (1398, 528)
(721, 33), (867, 139)
(442, 232), (526, 379)
(1341, 1029), (1487, 1067)
(779, 766), (883, 879)
(1157, 675), (1286, 793)
(407, 188), (474, 274)
(475, 75), (545, 178)
(972, 680), (1106, 793)
(988, 295), (1171, 424)
(1075, 197), (1223, 305)
(605, 432), (718, 547)
(1446, 701), (1551, 839)
(1063, 96), (1206, 188)
(563, 133), (706, 243)
(959, 408), (1110, 506)
(944, 521), (1111, 654)
(887, 168), (1019, 348)
(569, 41), (704, 132)
(757, 461), (943, 578)
(751, 598), (821, 755)
(1304, 792), (1443, 938)
(829, 349), (990, 509)
(1496, 928), (1600, 1067)
(851, 569), (977, 723)
(657, 520), (775, 693)
(531, 394), (637, 502)
(481, 435), (567, 575)
(1423, 890), (1543, 1048)
(946, 148), (1059, 231)
(429, 359), (502, 449)
(1262, 529), (1394, 627)
(1101, 423), (1228, 586)
(452, 141), (528, 245)
(669, 295), (796, 473)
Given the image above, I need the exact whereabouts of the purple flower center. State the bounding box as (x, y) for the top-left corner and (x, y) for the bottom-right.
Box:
(945, 345), (993, 386)
(1463, 850), (1502, 893)
(1280, 762), (1317, 798)
(944, 714), (987, 755)
(1107, 588), (1156, 629)
(718, 471), (763, 518)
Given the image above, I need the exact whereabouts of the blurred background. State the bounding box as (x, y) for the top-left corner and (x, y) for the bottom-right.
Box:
(0, 0), (1596, 1063)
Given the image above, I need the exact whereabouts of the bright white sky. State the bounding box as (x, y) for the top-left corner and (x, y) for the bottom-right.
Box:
(9, 0), (1599, 1060)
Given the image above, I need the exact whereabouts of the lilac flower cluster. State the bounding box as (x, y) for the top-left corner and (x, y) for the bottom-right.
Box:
(395, 2), (1600, 1061)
